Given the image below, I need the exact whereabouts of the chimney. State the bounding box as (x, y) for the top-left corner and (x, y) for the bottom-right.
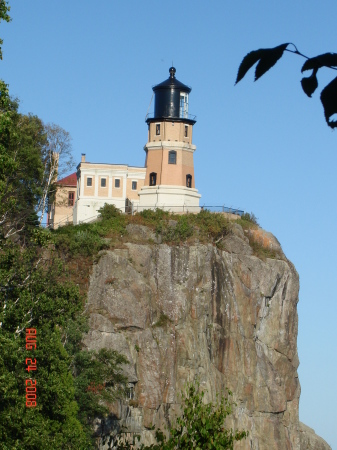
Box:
(81, 153), (86, 162)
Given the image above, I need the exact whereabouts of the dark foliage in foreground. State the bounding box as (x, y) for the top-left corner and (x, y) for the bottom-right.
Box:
(236, 43), (337, 129)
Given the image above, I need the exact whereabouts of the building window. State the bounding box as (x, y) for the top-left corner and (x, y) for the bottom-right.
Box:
(68, 191), (75, 206)
(184, 125), (188, 137)
(87, 177), (92, 187)
(101, 178), (106, 188)
(132, 181), (137, 190)
(156, 124), (160, 135)
(186, 174), (192, 188)
(115, 179), (120, 188)
(149, 172), (157, 186)
(168, 151), (177, 164)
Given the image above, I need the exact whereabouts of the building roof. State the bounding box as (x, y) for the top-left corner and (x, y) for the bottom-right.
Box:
(153, 67), (191, 93)
(56, 172), (77, 187)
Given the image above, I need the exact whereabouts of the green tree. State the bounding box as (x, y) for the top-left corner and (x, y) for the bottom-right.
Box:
(72, 348), (128, 429)
(116, 381), (248, 450)
(0, 0), (11, 60)
(236, 43), (337, 129)
(0, 239), (91, 449)
(0, 82), (47, 238)
(0, 82), (75, 234)
(0, 235), (128, 448)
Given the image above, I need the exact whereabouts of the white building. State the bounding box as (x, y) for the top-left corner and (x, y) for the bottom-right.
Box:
(73, 155), (146, 225)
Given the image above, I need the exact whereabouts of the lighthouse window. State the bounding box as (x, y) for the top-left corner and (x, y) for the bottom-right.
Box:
(184, 125), (188, 137)
(186, 174), (192, 188)
(168, 151), (177, 164)
(156, 124), (160, 135)
(149, 172), (157, 186)
(179, 92), (189, 118)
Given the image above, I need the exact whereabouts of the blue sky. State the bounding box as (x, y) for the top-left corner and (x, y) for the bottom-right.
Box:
(2, 1), (336, 447)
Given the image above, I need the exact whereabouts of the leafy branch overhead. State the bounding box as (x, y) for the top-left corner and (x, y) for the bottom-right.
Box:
(236, 43), (337, 129)
(0, 0), (11, 60)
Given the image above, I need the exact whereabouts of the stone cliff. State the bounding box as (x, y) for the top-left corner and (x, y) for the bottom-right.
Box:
(83, 222), (331, 450)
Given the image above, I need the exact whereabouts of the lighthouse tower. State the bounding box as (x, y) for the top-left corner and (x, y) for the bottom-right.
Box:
(138, 67), (201, 212)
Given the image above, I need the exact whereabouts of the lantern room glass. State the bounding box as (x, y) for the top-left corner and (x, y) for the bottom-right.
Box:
(179, 93), (189, 118)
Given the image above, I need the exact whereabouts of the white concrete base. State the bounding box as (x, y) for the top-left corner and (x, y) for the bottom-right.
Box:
(137, 185), (201, 213)
(73, 197), (139, 225)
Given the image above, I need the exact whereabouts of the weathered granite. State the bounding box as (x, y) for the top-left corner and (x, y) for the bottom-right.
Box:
(83, 225), (331, 449)
(299, 422), (331, 450)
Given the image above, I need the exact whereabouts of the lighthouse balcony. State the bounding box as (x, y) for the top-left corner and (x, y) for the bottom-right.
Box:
(145, 112), (197, 125)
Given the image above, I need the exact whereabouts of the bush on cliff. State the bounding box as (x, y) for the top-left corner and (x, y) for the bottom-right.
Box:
(116, 381), (248, 450)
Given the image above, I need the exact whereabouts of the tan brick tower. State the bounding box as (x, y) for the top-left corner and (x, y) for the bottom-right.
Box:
(138, 67), (201, 212)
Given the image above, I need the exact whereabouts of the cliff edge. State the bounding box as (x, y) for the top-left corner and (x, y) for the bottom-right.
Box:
(83, 221), (331, 450)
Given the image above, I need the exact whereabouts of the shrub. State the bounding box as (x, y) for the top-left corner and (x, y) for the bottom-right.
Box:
(98, 203), (121, 220)
(115, 380), (248, 449)
(54, 225), (108, 257)
(237, 212), (259, 229)
(138, 208), (169, 222)
(194, 210), (231, 242)
(161, 216), (194, 243)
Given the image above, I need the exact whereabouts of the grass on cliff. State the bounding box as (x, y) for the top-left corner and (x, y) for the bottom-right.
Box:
(53, 205), (233, 256)
(235, 212), (259, 229)
(54, 205), (127, 257)
(131, 207), (233, 246)
(236, 212), (283, 260)
(52, 205), (282, 267)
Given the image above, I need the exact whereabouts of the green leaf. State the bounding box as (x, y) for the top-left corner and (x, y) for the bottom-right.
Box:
(320, 76), (337, 128)
(302, 53), (337, 72)
(301, 68), (318, 97)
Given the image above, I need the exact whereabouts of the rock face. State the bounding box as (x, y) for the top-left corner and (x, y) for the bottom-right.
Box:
(83, 224), (331, 449)
(299, 423), (331, 450)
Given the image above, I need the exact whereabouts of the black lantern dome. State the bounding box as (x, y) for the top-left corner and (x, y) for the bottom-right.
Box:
(146, 67), (196, 124)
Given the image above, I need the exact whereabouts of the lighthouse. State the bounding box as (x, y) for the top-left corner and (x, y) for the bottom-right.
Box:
(138, 67), (201, 212)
